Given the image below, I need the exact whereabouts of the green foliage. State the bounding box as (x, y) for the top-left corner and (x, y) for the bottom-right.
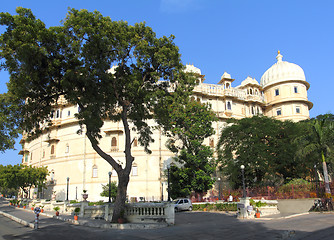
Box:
(53, 206), (60, 211)
(217, 116), (307, 189)
(100, 182), (118, 201)
(0, 164), (49, 196)
(160, 100), (217, 198)
(74, 207), (80, 215)
(88, 201), (105, 206)
(295, 114), (334, 194)
(0, 8), (190, 222)
(249, 199), (267, 208)
(192, 203), (237, 211)
(0, 93), (21, 152)
(278, 178), (312, 196)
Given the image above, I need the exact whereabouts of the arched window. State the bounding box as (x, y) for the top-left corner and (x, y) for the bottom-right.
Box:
(251, 107), (254, 115)
(51, 145), (55, 155)
(132, 165), (138, 176)
(50, 170), (55, 184)
(65, 144), (69, 153)
(227, 102), (232, 110)
(276, 108), (282, 116)
(190, 96), (195, 102)
(111, 137), (117, 147)
(249, 89), (253, 95)
(92, 165), (98, 178)
(255, 89), (258, 95)
(226, 83), (230, 89)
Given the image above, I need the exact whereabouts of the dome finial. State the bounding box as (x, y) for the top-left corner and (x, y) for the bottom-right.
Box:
(276, 50), (283, 62)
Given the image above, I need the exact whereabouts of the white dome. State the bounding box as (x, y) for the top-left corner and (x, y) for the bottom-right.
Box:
(260, 52), (306, 88)
(241, 76), (259, 86)
(185, 64), (201, 75)
(221, 72), (232, 80)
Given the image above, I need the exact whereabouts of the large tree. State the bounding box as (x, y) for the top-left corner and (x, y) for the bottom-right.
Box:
(295, 114), (334, 194)
(0, 164), (48, 197)
(0, 8), (193, 221)
(0, 93), (20, 152)
(217, 116), (305, 189)
(157, 92), (217, 199)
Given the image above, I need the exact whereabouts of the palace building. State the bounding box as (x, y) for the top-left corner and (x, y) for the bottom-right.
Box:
(20, 52), (312, 201)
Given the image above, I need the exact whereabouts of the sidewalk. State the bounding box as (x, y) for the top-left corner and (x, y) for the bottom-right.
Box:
(0, 199), (167, 230)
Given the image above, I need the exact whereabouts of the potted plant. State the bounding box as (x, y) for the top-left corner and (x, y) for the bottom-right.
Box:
(40, 205), (44, 213)
(118, 210), (125, 224)
(74, 207), (80, 221)
(16, 200), (20, 208)
(54, 206), (60, 216)
(31, 203), (35, 211)
(82, 190), (88, 201)
(23, 204), (27, 209)
(255, 208), (261, 218)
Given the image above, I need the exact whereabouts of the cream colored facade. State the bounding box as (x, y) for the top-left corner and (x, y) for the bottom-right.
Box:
(20, 52), (312, 201)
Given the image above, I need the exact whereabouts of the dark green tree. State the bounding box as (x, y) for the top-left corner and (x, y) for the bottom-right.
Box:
(0, 164), (48, 197)
(0, 8), (190, 221)
(295, 114), (334, 194)
(100, 182), (118, 202)
(0, 93), (21, 152)
(158, 96), (217, 199)
(217, 116), (305, 189)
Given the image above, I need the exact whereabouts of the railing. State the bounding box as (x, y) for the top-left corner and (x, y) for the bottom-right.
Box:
(193, 84), (264, 102)
(124, 202), (174, 225)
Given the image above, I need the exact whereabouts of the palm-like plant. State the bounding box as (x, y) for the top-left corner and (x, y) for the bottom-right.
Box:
(296, 115), (334, 194)
(313, 117), (333, 194)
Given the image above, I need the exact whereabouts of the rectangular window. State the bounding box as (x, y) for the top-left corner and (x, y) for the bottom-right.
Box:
(296, 107), (301, 114)
(67, 110), (71, 116)
(294, 86), (298, 93)
(276, 108), (282, 116)
(56, 110), (60, 118)
(92, 167), (98, 178)
(275, 89), (280, 96)
(24, 154), (28, 162)
(132, 166), (138, 176)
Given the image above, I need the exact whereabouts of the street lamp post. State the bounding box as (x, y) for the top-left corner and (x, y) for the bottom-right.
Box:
(218, 177), (221, 200)
(108, 171), (112, 203)
(66, 177), (70, 201)
(314, 164), (318, 197)
(167, 167), (171, 202)
(240, 165), (246, 198)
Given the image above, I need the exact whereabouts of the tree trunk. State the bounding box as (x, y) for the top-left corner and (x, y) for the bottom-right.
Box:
(322, 152), (331, 194)
(111, 171), (129, 223)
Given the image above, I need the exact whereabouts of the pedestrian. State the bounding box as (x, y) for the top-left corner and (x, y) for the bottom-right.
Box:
(228, 194), (233, 202)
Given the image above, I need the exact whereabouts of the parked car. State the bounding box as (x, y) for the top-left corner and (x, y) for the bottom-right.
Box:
(174, 198), (193, 212)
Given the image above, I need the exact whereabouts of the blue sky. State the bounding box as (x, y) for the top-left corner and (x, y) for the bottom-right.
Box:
(1, 0), (333, 165)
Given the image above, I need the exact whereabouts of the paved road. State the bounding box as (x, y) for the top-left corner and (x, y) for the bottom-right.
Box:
(2, 208), (334, 239)
(0, 215), (32, 240)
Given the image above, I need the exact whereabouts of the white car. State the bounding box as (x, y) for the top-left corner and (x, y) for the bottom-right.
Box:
(174, 198), (193, 212)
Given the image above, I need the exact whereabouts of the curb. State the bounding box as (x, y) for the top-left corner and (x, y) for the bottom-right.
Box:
(52, 215), (169, 229)
(257, 212), (310, 220)
(0, 210), (35, 229)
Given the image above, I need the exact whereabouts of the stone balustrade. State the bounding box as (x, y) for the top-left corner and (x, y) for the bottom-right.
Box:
(22, 199), (174, 225)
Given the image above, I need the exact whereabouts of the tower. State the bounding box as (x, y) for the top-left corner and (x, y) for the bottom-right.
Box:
(260, 51), (313, 121)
